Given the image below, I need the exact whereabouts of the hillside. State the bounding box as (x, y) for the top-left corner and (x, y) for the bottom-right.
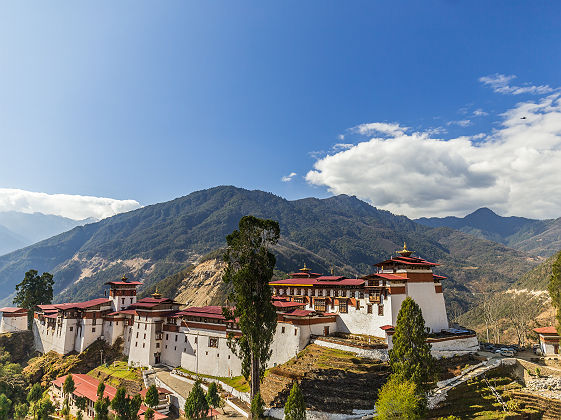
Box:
(0, 211), (95, 256)
(0, 186), (539, 311)
(416, 207), (560, 257)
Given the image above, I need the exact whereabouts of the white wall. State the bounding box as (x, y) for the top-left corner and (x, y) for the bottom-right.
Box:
(0, 314), (27, 333)
(405, 283), (449, 333)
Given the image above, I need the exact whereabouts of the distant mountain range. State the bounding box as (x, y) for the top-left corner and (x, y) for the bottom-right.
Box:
(0, 186), (539, 312)
(0, 212), (96, 256)
(416, 207), (561, 257)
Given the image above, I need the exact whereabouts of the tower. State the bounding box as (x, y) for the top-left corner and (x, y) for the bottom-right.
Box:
(105, 276), (142, 312)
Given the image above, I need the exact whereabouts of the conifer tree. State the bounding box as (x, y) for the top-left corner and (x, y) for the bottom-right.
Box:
(144, 407), (155, 420)
(0, 393), (11, 420)
(206, 382), (221, 412)
(144, 384), (159, 408)
(548, 251), (561, 332)
(13, 270), (54, 328)
(97, 381), (106, 400)
(184, 381), (209, 420)
(284, 382), (306, 420)
(63, 374), (75, 398)
(389, 297), (435, 393)
(250, 392), (264, 419)
(223, 215), (280, 405)
(111, 387), (142, 420)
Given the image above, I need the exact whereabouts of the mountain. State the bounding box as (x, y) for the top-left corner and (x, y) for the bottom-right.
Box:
(0, 224), (27, 256)
(0, 211), (96, 256)
(415, 208), (560, 257)
(0, 186), (539, 311)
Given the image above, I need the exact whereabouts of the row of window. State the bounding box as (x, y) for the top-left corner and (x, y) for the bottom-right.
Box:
(277, 288), (366, 298)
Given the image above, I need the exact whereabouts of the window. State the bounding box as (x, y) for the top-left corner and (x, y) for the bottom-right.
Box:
(339, 300), (348, 313)
(92, 319), (97, 325)
(145, 324), (147, 330)
(166, 334), (169, 340)
(311, 289), (315, 297)
(144, 334), (146, 339)
(143, 343), (145, 348)
(209, 337), (218, 348)
(175, 335), (178, 342)
(294, 329), (297, 336)
(69, 327), (73, 331)
(185, 336), (188, 342)
(350, 291), (355, 298)
(135, 342), (138, 347)
(367, 304), (372, 314)
(92, 327), (96, 333)
(294, 297), (304, 304)
(378, 305), (384, 316)
(116, 321), (119, 326)
(194, 337), (198, 344)
(334, 289), (339, 297)
(314, 299), (326, 312)
(281, 326), (285, 334)
(130, 298), (133, 304)
(122, 298), (125, 305)
(174, 346), (176, 351)
(136, 332), (139, 338)
(228, 355), (230, 359)
(359, 292), (365, 299)
(156, 343), (160, 348)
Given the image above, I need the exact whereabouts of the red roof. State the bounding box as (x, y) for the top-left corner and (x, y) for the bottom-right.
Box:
(433, 275), (447, 280)
(105, 281), (143, 286)
(0, 307), (27, 313)
(53, 374), (167, 419)
(283, 309), (316, 317)
(375, 255), (439, 267)
(177, 306), (227, 320)
(57, 298), (111, 310)
(380, 325), (394, 330)
(534, 326), (559, 335)
(367, 273), (405, 281)
(269, 277), (365, 287)
(273, 301), (306, 308)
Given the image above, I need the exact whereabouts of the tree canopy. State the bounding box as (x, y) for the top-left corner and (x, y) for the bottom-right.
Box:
(284, 382), (306, 420)
(144, 384), (159, 408)
(13, 270), (54, 328)
(548, 251), (561, 333)
(389, 297), (435, 392)
(111, 387), (142, 420)
(206, 382), (221, 411)
(0, 393), (12, 420)
(63, 374), (75, 396)
(375, 376), (421, 420)
(184, 380), (209, 420)
(223, 215), (280, 401)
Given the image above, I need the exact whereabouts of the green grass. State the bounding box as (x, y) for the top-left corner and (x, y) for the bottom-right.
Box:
(88, 361), (143, 388)
(177, 367), (252, 393)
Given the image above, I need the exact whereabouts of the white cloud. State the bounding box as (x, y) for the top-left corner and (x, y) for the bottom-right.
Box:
(306, 94), (561, 219)
(281, 172), (297, 182)
(447, 119), (472, 127)
(473, 108), (488, 117)
(353, 122), (407, 136)
(0, 189), (141, 220)
(333, 143), (354, 151)
(479, 73), (556, 95)
(337, 134), (345, 140)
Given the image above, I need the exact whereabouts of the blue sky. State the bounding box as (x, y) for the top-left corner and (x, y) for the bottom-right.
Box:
(1, 2), (561, 219)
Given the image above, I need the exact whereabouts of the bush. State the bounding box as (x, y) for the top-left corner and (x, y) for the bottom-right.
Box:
(375, 376), (423, 419)
(251, 392), (265, 419)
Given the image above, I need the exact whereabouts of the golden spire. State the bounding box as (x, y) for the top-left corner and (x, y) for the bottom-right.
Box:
(121, 275), (128, 282)
(299, 263), (311, 272)
(397, 242), (413, 257)
(330, 266), (334, 276)
(152, 287), (162, 299)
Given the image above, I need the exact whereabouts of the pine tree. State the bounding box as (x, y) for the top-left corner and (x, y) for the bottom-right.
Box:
(0, 394), (12, 420)
(548, 251), (561, 332)
(389, 297), (435, 393)
(63, 374), (75, 398)
(184, 381), (209, 420)
(375, 376), (421, 420)
(206, 382), (221, 412)
(250, 392), (264, 419)
(13, 270), (54, 329)
(144, 407), (155, 420)
(223, 215), (280, 406)
(97, 381), (106, 400)
(144, 384), (159, 408)
(284, 382), (306, 420)
(111, 387), (142, 420)
(94, 396), (110, 420)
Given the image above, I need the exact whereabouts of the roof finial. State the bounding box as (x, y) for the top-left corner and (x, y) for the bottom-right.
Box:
(300, 263), (311, 272)
(330, 266), (334, 276)
(152, 287), (162, 299)
(397, 242), (413, 257)
(121, 275), (128, 282)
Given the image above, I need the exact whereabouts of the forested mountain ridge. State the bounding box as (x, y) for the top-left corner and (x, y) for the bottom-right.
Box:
(416, 207), (561, 257)
(0, 186), (539, 311)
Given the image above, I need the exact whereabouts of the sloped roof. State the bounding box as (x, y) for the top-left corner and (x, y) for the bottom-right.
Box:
(0, 307), (27, 313)
(534, 326), (559, 335)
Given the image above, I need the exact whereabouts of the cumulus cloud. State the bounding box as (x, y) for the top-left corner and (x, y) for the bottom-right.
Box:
(281, 172), (297, 182)
(473, 108), (488, 117)
(0, 189), (141, 220)
(353, 122), (407, 136)
(306, 94), (561, 219)
(447, 119), (472, 127)
(479, 74), (556, 95)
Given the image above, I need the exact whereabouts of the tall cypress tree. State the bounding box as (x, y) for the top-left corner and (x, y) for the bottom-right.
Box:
(284, 382), (306, 420)
(389, 297), (435, 392)
(548, 251), (561, 333)
(223, 215), (280, 407)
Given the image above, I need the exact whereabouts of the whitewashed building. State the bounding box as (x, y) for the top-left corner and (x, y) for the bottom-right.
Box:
(0, 307), (28, 332)
(28, 246), (476, 377)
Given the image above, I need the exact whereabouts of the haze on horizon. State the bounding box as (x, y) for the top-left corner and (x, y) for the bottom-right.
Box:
(1, 2), (561, 220)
